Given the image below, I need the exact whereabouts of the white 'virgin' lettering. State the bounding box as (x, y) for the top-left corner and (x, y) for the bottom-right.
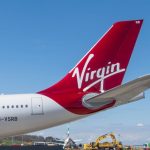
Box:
(72, 54), (125, 92)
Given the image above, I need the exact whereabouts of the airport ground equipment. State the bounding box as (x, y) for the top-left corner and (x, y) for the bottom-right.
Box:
(83, 133), (123, 150)
(143, 143), (150, 149)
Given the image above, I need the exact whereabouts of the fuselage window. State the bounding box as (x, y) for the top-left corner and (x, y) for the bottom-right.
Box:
(2, 105), (29, 109)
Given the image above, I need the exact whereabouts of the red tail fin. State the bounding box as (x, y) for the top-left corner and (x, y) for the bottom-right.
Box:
(38, 20), (143, 114)
(39, 20), (143, 93)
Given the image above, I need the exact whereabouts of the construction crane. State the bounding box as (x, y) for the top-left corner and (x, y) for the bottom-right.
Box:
(83, 133), (123, 150)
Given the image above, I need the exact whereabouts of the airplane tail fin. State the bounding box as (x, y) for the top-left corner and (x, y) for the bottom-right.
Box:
(38, 20), (143, 95)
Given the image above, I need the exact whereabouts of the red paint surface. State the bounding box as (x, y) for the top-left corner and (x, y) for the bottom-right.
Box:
(38, 20), (143, 115)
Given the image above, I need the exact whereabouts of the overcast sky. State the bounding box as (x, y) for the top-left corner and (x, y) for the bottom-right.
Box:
(0, 0), (149, 145)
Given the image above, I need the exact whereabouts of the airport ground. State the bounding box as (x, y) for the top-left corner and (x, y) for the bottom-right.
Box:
(0, 134), (149, 150)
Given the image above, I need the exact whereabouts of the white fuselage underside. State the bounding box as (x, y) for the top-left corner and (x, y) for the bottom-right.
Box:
(0, 94), (82, 137)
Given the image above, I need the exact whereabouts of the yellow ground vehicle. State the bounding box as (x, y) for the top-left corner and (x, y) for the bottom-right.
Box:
(83, 133), (123, 150)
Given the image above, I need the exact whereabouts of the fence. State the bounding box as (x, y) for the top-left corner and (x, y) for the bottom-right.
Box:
(0, 145), (63, 150)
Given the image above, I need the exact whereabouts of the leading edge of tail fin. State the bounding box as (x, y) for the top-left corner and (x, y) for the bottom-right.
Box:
(38, 20), (143, 94)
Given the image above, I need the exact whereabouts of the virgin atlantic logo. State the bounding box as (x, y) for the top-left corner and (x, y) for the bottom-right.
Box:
(72, 54), (125, 93)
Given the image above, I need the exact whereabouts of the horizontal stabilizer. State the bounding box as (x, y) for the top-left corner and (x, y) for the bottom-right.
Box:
(84, 75), (150, 108)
